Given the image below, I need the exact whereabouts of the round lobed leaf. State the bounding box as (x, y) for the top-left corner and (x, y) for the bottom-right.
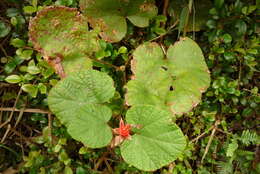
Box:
(80, 0), (157, 42)
(126, 37), (210, 115)
(121, 105), (186, 171)
(126, 42), (171, 108)
(48, 70), (115, 148)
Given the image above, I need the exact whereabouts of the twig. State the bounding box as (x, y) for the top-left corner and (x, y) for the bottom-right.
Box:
(0, 88), (22, 129)
(94, 152), (109, 170)
(149, 20), (179, 42)
(201, 120), (220, 164)
(104, 159), (113, 173)
(0, 82), (13, 88)
(0, 143), (19, 158)
(242, 88), (260, 96)
(216, 128), (232, 135)
(9, 127), (36, 145)
(14, 106), (25, 128)
(0, 97), (4, 123)
(89, 57), (120, 70)
(160, 44), (167, 55)
(0, 45), (8, 57)
(1, 124), (11, 143)
(48, 113), (52, 144)
(191, 124), (215, 143)
(0, 107), (51, 114)
(163, 0), (169, 17)
(238, 59), (242, 90)
(160, 0), (169, 43)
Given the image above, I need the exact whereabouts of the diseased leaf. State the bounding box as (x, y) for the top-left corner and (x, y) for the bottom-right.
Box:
(29, 6), (100, 77)
(80, 0), (157, 42)
(121, 105), (186, 171)
(166, 37), (210, 114)
(48, 70), (115, 148)
(126, 37), (210, 115)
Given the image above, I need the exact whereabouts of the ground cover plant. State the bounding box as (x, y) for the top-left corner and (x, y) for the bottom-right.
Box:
(0, 0), (259, 173)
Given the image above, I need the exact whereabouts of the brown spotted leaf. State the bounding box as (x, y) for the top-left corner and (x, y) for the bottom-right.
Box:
(29, 6), (100, 77)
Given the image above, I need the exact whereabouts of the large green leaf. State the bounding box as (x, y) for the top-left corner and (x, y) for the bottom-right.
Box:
(29, 6), (100, 76)
(48, 70), (115, 148)
(126, 37), (210, 115)
(80, 0), (157, 42)
(166, 38), (210, 114)
(121, 105), (186, 171)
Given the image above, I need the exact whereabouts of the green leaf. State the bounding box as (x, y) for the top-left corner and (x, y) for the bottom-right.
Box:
(55, 0), (74, 6)
(214, 0), (224, 9)
(21, 84), (38, 97)
(38, 83), (47, 94)
(240, 130), (259, 146)
(126, 37), (210, 115)
(27, 65), (40, 75)
(64, 166), (73, 174)
(5, 75), (22, 83)
(235, 20), (247, 36)
(80, 0), (157, 42)
(121, 105), (186, 171)
(118, 46), (128, 54)
(76, 167), (87, 174)
(224, 52), (235, 61)
(48, 70), (115, 148)
(4, 56), (24, 74)
(20, 50), (34, 60)
(10, 38), (25, 48)
(0, 21), (11, 38)
(10, 17), (18, 26)
(6, 8), (19, 17)
(222, 34), (232, 43)
(32, 0), (38, 7)
(178, 6), (189, 36)
(29, 6), (100, 76)
(23, 6), (37, 14)
(226, 139), (238, 157)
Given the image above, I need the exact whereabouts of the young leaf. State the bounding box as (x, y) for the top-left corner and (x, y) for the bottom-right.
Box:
(48, 70), (115, 148)
(121, 105), (186, 171)
(80, 0), (157, 42)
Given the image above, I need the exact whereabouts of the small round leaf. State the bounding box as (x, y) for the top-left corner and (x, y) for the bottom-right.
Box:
(121, 105), (186, 171)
